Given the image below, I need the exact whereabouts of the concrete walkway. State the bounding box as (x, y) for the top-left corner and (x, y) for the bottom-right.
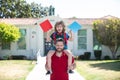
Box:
(26, 56), (85, 80)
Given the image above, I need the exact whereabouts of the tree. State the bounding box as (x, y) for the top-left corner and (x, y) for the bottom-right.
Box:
(30, 2), (55, 18)
(30, 2), (43, 18)
(93, 18), (120, 59)
(0, 0), (32, 18)
(0, 22), (21, 46)
(15, 0), (32, 18)
(0, 0), (55, 18)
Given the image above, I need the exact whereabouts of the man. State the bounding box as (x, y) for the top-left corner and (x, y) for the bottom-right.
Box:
(45, 38), (76, 80)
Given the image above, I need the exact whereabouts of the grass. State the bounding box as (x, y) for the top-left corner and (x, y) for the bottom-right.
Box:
(0, 60), (35, 80)
(76, 60), (120, 80)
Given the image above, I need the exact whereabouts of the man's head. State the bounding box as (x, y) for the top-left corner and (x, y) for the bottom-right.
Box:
(55, 38), (65, 52)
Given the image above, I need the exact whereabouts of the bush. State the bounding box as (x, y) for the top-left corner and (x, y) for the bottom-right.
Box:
(3, 56), (9, 60)
(78, 55), (84, 60)
(84, 52), (91, 60)
(9, 55), (27, 60)
(117, 55), (120, 60)
(94, 50), (102, 60)
(104, 55), (111, 60)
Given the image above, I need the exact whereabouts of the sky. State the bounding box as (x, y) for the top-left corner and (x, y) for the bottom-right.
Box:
(26, 0), (120, 18)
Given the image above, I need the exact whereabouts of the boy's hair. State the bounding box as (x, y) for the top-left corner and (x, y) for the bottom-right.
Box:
(54, 21), (65, 33)
(55, 38), (65, 44)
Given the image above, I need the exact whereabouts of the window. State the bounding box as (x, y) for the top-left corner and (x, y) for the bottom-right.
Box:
(78, 30), (87, 49)
(2, 42), (10, 50)
(17, 29), (26, 49)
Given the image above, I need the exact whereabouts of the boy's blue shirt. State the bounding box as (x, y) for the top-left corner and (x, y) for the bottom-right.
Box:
(50, 32), (69, 50)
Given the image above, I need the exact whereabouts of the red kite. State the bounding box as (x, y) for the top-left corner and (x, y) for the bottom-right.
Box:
(39, 19), (53, 32)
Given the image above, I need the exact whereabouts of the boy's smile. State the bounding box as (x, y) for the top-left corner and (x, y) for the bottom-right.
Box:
(56, 24), (63, 33)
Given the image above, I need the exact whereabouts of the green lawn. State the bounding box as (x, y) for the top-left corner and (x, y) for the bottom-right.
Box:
(76, 60), (120, 80)
(0, 60), (120, 80)
(0, 60), (35, 80)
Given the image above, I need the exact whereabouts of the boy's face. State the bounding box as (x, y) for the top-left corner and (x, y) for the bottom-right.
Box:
(56, 24), (63, 33)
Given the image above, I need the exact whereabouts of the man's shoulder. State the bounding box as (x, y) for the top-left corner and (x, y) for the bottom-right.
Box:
(62, 52), (68, 57)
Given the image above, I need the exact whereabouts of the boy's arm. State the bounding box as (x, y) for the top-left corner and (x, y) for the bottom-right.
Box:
(68, 30), (73, 41)
(46, 31), (52, 42)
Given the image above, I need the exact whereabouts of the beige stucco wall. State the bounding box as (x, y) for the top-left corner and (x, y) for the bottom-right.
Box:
(102, 45), (120, 59)
(70, 24), (94, 59)
(0, 25), (36, 59)
(1, 16), (119, 59)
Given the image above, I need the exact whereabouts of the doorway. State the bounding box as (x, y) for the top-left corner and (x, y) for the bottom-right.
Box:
(44, 38), (53, 56)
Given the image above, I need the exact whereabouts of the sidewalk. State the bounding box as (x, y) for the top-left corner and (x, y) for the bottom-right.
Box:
(26, 56), (85, 80)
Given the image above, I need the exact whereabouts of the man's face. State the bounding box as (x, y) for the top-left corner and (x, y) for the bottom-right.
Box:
(55, 41), (64, 52)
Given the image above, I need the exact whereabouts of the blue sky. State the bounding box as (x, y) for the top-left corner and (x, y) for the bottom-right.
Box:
(26, 0), (120, 18)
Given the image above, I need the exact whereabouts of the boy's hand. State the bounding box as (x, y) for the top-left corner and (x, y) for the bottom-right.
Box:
(46, 36), (51, 42)
(68, 30), (73, 41)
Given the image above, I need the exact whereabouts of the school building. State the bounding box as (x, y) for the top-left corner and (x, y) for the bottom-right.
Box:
(0, 15), (120, 59)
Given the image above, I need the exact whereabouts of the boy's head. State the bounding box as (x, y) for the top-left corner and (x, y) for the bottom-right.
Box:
(54, 21), (65, 33)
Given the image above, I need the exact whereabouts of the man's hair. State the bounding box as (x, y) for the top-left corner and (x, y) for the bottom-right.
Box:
(55, 38), (65, 44)
(54, 21), (66, 33)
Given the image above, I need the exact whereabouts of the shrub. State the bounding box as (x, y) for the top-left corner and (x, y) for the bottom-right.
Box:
(94, 50), (102, 60)
(9, 55), (27, 60)
(78, 55), (84, 60)
(84, 52), (91, 60)
(3, 55), (9, 60)
(117, 55), (120, 60)
(104, 55), (111, 60)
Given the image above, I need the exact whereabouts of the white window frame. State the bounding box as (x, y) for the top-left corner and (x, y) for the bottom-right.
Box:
(78, 29), (87, 50)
